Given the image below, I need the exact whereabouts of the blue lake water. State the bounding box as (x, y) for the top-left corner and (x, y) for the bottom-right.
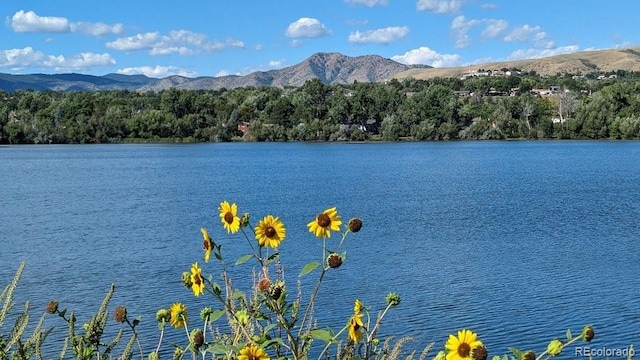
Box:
(1, 141), (640, 359)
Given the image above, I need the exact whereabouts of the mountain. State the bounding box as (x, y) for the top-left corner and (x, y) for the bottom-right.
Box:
(391, 47), (640, 80)
(0, 53), (427, 92)
(2, 47), (640, 92)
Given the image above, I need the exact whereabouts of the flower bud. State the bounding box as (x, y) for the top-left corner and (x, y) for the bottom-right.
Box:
(46, 300), (59, 314)
(114, 305), (127, 323)
(148, 352), (160, 360)
(181, 271), (193, 288)
(582, 325), (594, 343)
(547, 339), (563, 356)
(156, 309), (171, 323)
(327, 253), (343, 269)
(200, 307), (214, 322)
(386, 292), (401, 307)
(234, 310), (249, 326)
(348, 218), (363, 233)
(240, 213), (251, 227)
(268, 280), (286, 301)
(522, 351), (535, 360)
(172, 346), (184, 360)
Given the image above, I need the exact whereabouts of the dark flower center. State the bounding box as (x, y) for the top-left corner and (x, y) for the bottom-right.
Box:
(265, 225), (276, 238)
(317, 213), (331, 227)
(193, 274), (201, 286)
(202, 240), (210, 250)
(224, 212), (234, 224)
(458, 343), (471, 358)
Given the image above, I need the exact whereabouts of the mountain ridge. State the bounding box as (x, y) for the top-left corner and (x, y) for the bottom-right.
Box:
(2, 47), (640, 92)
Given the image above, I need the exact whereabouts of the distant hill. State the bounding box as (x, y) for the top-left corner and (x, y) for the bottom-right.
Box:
(0, 52), (427, 92)
(2, 47), (640, 92)
(391, 47), (640, 80)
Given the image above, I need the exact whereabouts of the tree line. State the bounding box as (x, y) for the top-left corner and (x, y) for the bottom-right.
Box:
(2, 71), (640, 144)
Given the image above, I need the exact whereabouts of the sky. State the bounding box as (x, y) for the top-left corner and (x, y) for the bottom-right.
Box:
(1, 0), (638, 78)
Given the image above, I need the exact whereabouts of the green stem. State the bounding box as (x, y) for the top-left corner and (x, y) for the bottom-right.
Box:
(317, 324), (349, 360)
(298, 268), (327, 339)
(535, 334), (584, 360)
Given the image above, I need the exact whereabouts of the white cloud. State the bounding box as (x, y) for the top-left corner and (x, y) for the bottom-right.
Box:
(43, 52), (115, 71)
(345, 0), (388, 6)
(285, 18), (331, 38)
(348, 26), (409, 44)
(70, 22), (124, 36)
(117, 65), (197, 78)
(507, 45), (580, 60)
(504, 25), (554, 48)
(481, 19), (508, 38)
(392, 46), (461, 67)
(215, 70), (230, 77)
(0, 46), (114, 71)
(480, 3), (497, 9)
(451, 15), (507, 48)
(269, 59), (286, 68)
(106, 30), (244, 55)
(416, 0), (464, 14)
(11, 10), (70, 33)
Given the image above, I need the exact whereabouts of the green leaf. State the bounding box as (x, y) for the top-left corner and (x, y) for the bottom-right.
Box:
(267, 253), (280, 263)
(231, 290), (245, 300)
(236, 254), (254, 265)
(299, 262), (320, 277)
(566, 328), (572, 341)
(263, 323), (279, 334)
(261, 337), (286, 349)
(309, 329), (335, 343)
(209, 309), (225, 323)
(207, 344), (237, 355)
(509, 348), (523, 360)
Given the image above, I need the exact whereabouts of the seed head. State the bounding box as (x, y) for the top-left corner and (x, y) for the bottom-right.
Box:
(471, 345), (488, 360)
(190, 329), (204, 348)
(348, 218), (363, 233)
(181, 271), (193, 288)
(522, 351), (536, 360)
(257, 277), (272, 292)
(46, 300), (59, 314)
(114, 305), (127, 323)
(547, 339), (563, 356)
(327, 253), (343, 269)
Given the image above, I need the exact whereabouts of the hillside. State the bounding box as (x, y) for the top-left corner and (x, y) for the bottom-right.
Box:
(3, 47), (640, 92)
(391, 47), (640, 80)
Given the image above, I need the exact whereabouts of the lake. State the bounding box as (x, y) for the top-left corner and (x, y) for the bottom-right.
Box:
(1, 141), (639, 359)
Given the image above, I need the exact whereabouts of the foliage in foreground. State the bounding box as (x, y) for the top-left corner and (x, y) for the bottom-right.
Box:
(1, 202), (633, 360)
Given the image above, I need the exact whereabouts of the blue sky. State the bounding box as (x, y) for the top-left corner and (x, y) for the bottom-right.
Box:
(1, 0), (638, 78)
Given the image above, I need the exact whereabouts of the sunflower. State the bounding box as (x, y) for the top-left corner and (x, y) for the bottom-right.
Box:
(169, 302), (187, 329)
(445, 329), (483, 360)
(238, 344), (270, 360)
(353, 299), (363, 314)
(219, 201), (240, 234)
(190, 263), (204, 297)
(201, 228), (213, 262)
(307, 207), (342, 238)
(348, 312), (364, 343)
(254, 215), (286, 248)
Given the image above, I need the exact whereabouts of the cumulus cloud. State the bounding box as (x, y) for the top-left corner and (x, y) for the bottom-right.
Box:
(70, 22), (124, 36)
(416, 0), (464, 14)
(0, 46), (114, 71)
(391, 46), (461, 67)
(285, 18), (331, 38)
(504, 25), (554, 48)
(106, 30), (244, 55)
(345, 0), (388, 6)
(117, 65), (197, 78)
(11, 10), (70, 33)
(507, 45), (580, 60)
(451, 15), (508, 48)
(348, 26), (409, 44)
(269, 59), (286, 68)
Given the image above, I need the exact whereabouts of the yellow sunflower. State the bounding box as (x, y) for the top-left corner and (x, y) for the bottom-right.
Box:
(353, 299), (363, 314)
(307, 207), (342, 238)
(254, 215), (286, 248)
(348, 312), (364, 343)
(238, 344), (270, 360)
(445, 329), (483, 360)
(190, 262), (204, 297)
(169, 302), (187, 329)
(201, 228), (213, 262)
(219, 201), (240, 234)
